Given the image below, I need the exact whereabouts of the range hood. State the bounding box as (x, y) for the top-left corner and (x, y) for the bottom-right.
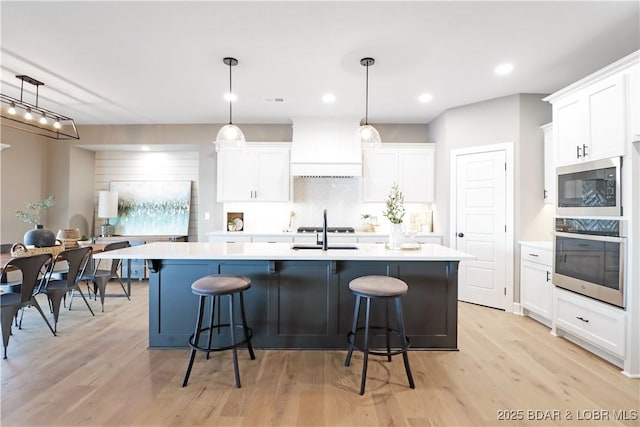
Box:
(290, 117), (362, 177)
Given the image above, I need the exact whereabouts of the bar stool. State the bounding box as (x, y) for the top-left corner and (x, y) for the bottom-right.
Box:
(344, 275), (415, 395)
(182, 275), (255, 388)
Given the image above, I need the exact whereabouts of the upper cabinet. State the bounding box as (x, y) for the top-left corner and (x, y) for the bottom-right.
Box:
(545, 51), (638, 167)
(217, 144), (290, 202)
(362, 144), (435, 202)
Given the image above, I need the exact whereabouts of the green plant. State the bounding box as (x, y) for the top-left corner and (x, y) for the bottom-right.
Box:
(15, 195), (55, 224)
(383, 184), (405, 224)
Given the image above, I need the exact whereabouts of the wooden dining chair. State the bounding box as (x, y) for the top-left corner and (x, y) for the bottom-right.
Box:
(0, 253), (56, 359)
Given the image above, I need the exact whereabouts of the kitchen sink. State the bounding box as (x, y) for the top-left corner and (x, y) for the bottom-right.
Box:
(291, 244), (359, 250)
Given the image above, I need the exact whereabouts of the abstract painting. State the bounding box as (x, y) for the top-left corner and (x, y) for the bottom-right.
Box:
(109, 181), (191, 236)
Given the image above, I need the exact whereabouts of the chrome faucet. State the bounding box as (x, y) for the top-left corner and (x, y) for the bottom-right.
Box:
(316, 209), (328, 250)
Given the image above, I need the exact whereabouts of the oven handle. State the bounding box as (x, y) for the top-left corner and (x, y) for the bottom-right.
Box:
(554, 231), (626, 243)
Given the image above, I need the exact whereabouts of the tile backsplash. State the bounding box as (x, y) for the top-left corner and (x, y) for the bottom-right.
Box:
(222, 177), (433, 233)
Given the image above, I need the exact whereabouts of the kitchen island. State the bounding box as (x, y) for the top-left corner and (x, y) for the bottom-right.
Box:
(94, 242), (473, 350)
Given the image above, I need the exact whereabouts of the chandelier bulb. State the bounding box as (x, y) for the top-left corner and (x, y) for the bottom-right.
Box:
(24, 107), (33, 120)
(39, 112), (47, 125)
(53, 118), (61, 129)
(8, 102), (16, 115)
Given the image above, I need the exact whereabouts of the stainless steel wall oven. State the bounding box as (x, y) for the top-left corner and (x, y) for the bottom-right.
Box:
(556, 157), (621, 216)
(553, 218), (626, 308)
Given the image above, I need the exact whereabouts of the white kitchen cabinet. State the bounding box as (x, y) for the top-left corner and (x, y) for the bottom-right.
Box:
(217, 145), (290, 202)
(554, 287), (626, 359)
(547, 58), (633, 167)
(362, 144), (435, 202)
(520, 242), (553, 326)
(541, 123), (554, 205)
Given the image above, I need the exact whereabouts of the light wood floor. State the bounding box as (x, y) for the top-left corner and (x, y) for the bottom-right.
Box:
(1, 281), (638, 427)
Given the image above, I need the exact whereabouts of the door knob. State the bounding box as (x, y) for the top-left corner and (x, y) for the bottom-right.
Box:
(457, 232), (464, 238)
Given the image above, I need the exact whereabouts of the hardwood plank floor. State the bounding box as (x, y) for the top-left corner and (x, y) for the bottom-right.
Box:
(1, 281), (638, 426)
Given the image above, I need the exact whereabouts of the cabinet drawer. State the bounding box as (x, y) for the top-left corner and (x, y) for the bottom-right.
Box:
(555, 289), (625, 357)
(521, 246), (552, 266)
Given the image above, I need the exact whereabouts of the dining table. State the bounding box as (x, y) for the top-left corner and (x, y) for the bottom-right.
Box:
(0, 242), (133, 297)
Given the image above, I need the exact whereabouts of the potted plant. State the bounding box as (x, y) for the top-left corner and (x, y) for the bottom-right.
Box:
(383, 184), (405, 248)
(15, 195), (57, 247)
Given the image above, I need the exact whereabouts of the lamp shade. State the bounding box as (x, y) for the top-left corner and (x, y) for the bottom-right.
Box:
(358, 124), (382, 149)
(98, 191), (118, 218)
(215, 124), (246, 152)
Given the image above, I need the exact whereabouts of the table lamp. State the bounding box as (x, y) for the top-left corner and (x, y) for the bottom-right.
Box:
(98, 191), (118, 237)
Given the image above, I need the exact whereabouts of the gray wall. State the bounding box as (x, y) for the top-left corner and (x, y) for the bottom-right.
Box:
(1, 127), (52, 244)
(428, 93), (552, 303)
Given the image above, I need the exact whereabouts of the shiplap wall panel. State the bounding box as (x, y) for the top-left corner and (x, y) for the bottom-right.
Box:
(94, 151), (199, 241)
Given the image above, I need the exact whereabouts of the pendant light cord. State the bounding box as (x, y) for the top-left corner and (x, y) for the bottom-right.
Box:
(228, 60), (233, 125)
(365, 62), (369, 125)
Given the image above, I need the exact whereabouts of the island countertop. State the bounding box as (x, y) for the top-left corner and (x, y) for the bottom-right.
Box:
(92, 241), (474, 262)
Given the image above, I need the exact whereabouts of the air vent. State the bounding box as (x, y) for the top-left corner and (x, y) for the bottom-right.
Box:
(264, 97), (286, 103)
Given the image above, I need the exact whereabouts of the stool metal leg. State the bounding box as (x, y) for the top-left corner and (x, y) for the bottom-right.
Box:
(206, 295), (216, 360)
(385, 299), (391, 362)
(344, 295), (362, 367)
(182, 295), (206, 387)
(239, 291), (256, 360)
(395, 296), (415, 389)
(228, 293), (241, 388)
(360, 296), (371, 395)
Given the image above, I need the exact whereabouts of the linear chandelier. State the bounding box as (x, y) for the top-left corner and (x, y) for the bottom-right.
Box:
(1, 75), (79, 140)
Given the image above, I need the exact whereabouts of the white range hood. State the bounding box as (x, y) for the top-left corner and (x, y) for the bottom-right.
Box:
(290, 117), (362, 177)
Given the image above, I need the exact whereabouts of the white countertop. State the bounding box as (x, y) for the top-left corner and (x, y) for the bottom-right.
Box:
(206, 231), (443, 238)
(93, 241), (474, 262)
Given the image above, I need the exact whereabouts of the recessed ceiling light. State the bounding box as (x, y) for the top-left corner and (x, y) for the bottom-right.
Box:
(141, 146), (150, 151)
(495, 63), (514, 75)
(224, 92), (237, 102)
(418, 93), (433, 103)
(322, 93), (336, 104)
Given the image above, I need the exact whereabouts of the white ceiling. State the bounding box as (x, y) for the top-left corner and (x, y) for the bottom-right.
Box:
(1, 1), (638, 126)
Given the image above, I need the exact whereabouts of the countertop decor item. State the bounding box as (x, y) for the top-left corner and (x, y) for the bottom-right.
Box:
(1, 74), (79, 140)
(383, 184), (405, 249)
(357, 57), (381, 149)
(16, 195), (57, 247)
(383, 184), (405, 225)
(215, 57), (246, 152)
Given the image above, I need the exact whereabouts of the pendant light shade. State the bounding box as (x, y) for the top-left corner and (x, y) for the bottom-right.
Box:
(358, 57), (381, 149)
(215, 57), (246, 152)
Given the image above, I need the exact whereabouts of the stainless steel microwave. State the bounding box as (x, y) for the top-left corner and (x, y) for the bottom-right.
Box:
(556, 157), (621, 216)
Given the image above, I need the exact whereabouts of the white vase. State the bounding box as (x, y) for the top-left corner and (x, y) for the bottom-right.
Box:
(388, 223), (404, 249)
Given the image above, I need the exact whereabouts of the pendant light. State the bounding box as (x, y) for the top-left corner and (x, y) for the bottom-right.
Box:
(215, 57), (246, 152)
(358, 57), (381, 149)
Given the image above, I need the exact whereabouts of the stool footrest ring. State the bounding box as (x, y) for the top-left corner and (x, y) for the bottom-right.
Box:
(347, 326), (411, 357)
(188, 324), (254, 353)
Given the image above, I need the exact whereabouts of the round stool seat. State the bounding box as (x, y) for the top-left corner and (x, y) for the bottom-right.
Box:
(349, 275), (408, 297)
(191, 275), (251, 296)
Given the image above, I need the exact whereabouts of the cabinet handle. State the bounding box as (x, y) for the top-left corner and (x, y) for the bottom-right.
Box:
(528, 253), (539, 257)
(544, 189), (548, 199)
(576, 316), (589, 323)
(582, 144), (589, 157)
(546, 271), (551, 282)
(457, 232), (464, 238)
(576, 145), (582, 158)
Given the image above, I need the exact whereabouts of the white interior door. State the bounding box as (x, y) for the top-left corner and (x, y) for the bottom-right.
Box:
(454, 149), (507, 309)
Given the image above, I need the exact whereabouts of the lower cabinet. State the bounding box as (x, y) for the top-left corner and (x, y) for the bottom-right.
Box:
(148, 259), (460, 349)
(519, 243), (553, 326)
(554, 288), (626, 359)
